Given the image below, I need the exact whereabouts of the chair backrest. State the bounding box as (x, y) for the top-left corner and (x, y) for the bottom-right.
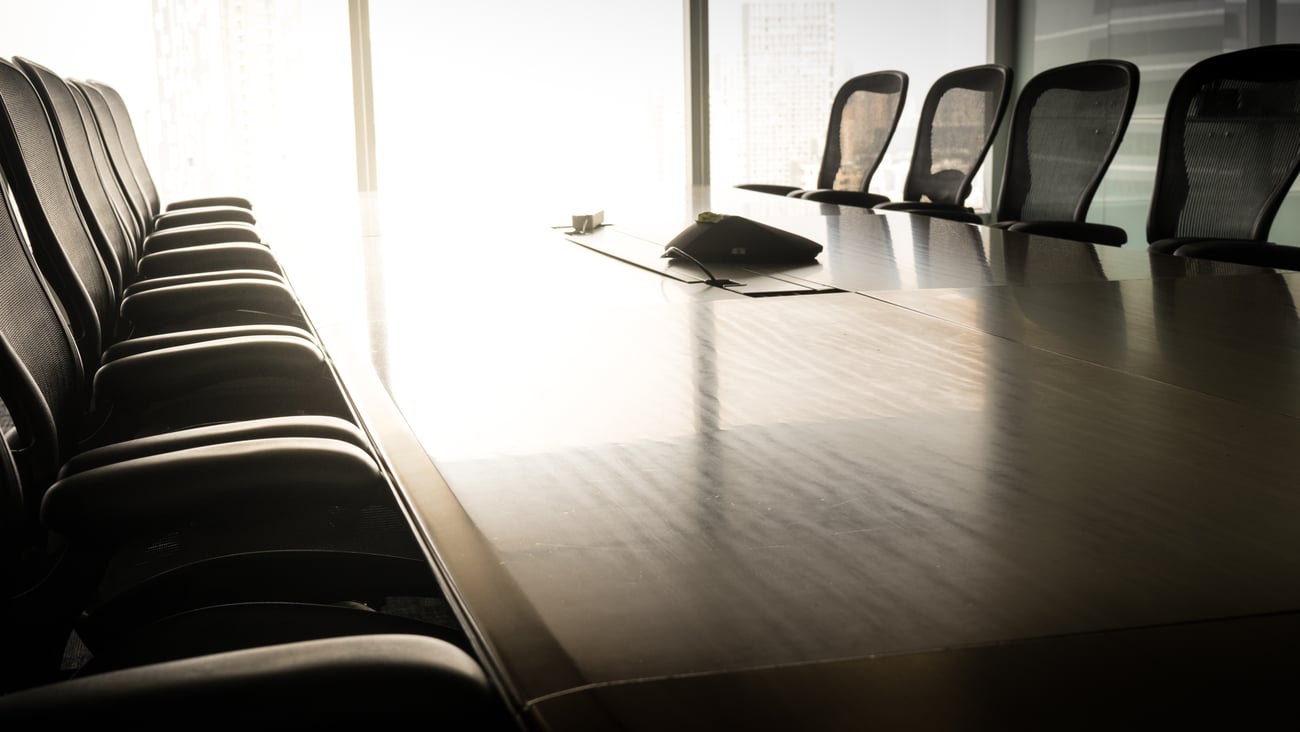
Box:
(85, 80), (161, 222)
(995, 59), (1139, 223)
(15, 58), (137, 300)
(68, 80), (152, 237)
(65, 76), (146, 248)
(816, 70), (908, 192)
(901, 63), (1012, 207)
(0, 59), (116, 373)
(1148, 44), (1300, 243)
(0, 162), (85, 506)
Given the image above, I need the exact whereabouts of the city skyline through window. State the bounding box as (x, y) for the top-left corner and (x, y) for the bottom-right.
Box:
(709, 0), (988, 205)
(0, 0), (988, 235)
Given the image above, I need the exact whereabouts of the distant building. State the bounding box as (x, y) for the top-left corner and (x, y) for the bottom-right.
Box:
(151, 0), (296, 201)
(740, 2), (834, 188)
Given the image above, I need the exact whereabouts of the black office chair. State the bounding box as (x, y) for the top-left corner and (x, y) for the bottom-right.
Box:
(802, 64), (1012, 218)
(959, 59), (1139, 244)
(0, 57), (319, 402)
(0, 195), (473, 694)
(1013, 47), (1300, 260)
(9, 59), (292, 346)
(69, 77), (263, 256)
(78, 78), (257, 233)
(17, 59), (283, 297)
(60, 69), (273, 284)
(1141, 44), (1300, 270)
(737, 70), (908, 199)
(0, 423), (500, 725)
(0, 635), (497, 724)
(0, 57), (487, 680)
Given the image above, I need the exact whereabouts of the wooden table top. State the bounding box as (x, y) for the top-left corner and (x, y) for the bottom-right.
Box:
(320, 187), (1300, 730)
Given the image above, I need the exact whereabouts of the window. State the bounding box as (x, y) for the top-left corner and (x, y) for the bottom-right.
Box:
(1017, 0), (1300, 245)
(708, 0), (989, 206)
(367, 0), (687, 225)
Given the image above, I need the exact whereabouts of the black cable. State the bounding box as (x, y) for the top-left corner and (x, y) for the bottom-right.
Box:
(662, 246), (736, 287)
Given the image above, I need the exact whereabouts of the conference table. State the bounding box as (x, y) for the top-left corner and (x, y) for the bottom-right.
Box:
(310, 186), (1300, 730)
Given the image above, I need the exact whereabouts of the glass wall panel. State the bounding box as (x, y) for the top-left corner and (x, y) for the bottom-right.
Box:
(367, 0), (687, 225)
(0, 0), (358, 279)
(1018, 0), (1300, 247)
(708, 0), (990, 207)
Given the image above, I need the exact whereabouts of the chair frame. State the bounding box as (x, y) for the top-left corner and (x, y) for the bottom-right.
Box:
(738, 69), (907, 198)
(806, 64), (1012, 212)
(814, 69), (909, 192)
(994, 58), (1139, 224)
(1149, 43), (1300, 246)
(898, 63), (1013, 208)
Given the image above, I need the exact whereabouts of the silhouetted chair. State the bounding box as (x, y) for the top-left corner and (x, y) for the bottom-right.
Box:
(1020, 46), (1300, 263)
(1152, 44), (1300, 270)
(0, 152), (475, 690)
(737, 70), (908, 199)
(15, 58), (283, 297)
(802, 64), (1012, 217)
(65, 73), (274, 282)
(0, 635), (495, 724)
(0, 60), (502, 725)
(69, 78), (264, 258)
(79, 78), (257, 233)
(0, 426), (498, 725)
(926, 59), (1138, 244)
(0, 58), (307, 379)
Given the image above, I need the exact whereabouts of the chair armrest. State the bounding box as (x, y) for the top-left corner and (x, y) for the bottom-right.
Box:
(166, 195), (253, 212)
(1172, 240), (1300, 271)
(91, 335), (350, 437)
(735, 183), (801, 196)
(93, 335), (328, 406)
(124, 270), (286, 297)
(59, 415), (368, 476)
(153, 206), (257, 230)
(42, 437), (384, 540)
(1008, 220), (1129, 246)
(875, 201), (981, 224)
(1148, 237), (1226, 255)
(101, 324), (317, 363)
(136, 243), (282, 279)
(119, 278), (305, 335)
(143, 223), (263, 252)
(797, 189), (890, 208)
(875, 201), (968, 213)
(0, 634), (492, 724)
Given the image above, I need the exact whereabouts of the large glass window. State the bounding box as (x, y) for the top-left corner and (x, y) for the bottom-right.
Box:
(367, 0), (687, 225)
(0, 0), (358, 277)
(708, 0), (989, 206)
(1018, 0), (1300, 246)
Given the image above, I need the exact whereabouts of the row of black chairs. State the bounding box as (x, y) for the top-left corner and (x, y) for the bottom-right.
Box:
(742, 44), (1300, 271)
(0, 58), (507, 723)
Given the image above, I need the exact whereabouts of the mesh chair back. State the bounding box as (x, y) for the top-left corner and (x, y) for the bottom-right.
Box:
(996, 59), (1138, 222)
(16, 58), (136, 296)
(902, 64), (1012, 206)
(0, 59), (115, 369)
(70, 80), (151, 236)
(0, 165), (85, 499)
(819, 70), (908, 192)
(86, 80), (161, 221)
(1148, 44), (1300, 243)
(66, 77), (145, 248)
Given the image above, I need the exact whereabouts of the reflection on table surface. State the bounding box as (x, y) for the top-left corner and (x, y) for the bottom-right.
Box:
(305, 186), (1300, 730)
